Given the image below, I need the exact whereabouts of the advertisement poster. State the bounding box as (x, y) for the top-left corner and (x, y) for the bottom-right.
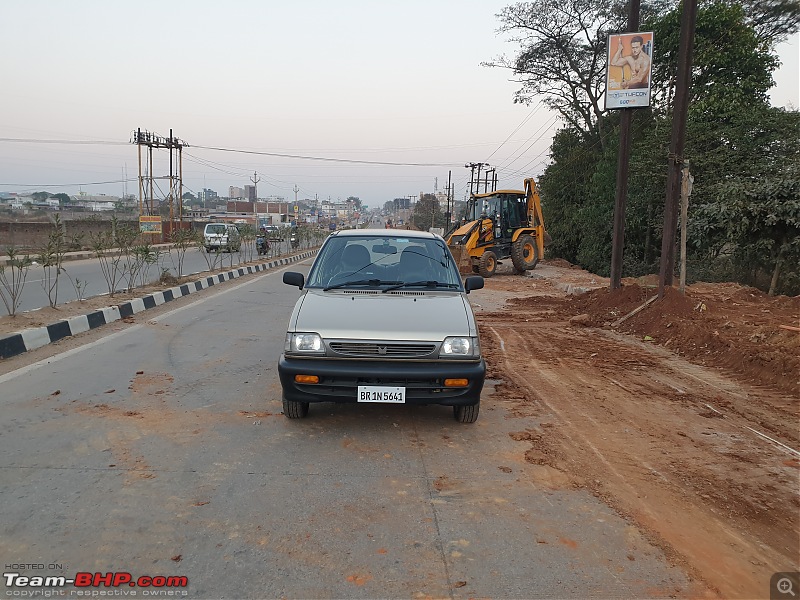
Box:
(139, 215), (162, 234)
(605, 31), (654, 109)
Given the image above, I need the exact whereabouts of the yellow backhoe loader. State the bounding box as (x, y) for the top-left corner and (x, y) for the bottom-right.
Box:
(446, 178), (547, 278)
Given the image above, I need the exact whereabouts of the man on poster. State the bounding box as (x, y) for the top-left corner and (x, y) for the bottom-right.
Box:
(611, 34), (651, 89)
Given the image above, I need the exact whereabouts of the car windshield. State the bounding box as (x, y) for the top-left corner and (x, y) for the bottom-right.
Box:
(206, 224), (226, 235)
(306, 234), (462, 290)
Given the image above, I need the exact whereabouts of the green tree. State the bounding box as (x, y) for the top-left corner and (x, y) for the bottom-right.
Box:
(518, 0), (799, 292)
(411, 195), (447, 230)
(31, 191), (50, 202)
(739, 0), (800, 44)
(649, 2), (799, 291)
(540, 127), (602, 264)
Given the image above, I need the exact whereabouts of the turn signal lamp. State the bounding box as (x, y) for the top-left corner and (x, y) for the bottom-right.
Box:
(294, 375), (320, 384)
(444, 378), (469, 387)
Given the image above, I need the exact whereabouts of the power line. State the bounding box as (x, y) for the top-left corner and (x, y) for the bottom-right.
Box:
(191, 144), (458, 167)
(484, 102), (546, 162)
(0, 178), (137, 188)
(0, 138), (126, 146)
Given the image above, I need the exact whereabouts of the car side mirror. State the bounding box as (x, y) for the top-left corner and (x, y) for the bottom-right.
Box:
(283, 271), (305, 289)
(464, 276), (484, 293)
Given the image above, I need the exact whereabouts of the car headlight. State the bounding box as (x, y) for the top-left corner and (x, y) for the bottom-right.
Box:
(440, 336), (480, 357)
(285, 332), (324, 355)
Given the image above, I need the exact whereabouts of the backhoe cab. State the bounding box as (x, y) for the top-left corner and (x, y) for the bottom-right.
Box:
(446, 178), (547, 278)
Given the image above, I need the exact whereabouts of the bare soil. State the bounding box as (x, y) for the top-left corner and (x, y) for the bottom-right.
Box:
(474, 260), (799, 599)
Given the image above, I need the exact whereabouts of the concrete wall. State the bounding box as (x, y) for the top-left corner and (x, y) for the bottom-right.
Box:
(0, 219), (154, 252)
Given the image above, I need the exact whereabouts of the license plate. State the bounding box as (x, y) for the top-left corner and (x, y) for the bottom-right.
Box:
(357, 386), (406, 403)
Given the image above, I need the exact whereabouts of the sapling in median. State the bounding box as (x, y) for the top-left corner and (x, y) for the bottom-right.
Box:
(0, 247), (33, 316)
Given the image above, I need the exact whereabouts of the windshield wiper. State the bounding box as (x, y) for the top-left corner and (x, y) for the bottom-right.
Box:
(382, 281), (460, 293)
(323, 279), (401, 291)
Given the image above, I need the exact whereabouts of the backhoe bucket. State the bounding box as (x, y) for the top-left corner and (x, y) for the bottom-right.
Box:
(448, 244), (473, 276)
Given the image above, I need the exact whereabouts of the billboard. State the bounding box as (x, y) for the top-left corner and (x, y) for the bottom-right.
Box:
(139, 215), (162, 234)
(605, 32), (654, 109)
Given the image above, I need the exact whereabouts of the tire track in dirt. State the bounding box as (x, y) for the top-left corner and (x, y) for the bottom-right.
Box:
(480, 316), (798, 600)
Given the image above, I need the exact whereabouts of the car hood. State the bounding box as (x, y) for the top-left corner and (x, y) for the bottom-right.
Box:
(290, 289), (477, 341)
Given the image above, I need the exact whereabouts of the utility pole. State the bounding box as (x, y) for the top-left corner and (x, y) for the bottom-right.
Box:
(484, 168), (496, 193)
(169, 128), (174, 227)
(137, 130), (143, 216)
(250, 171), (260, 226)
(178, 144), (183, 222)
(658, 0), (698, 298)
(132, 128), (188, 233)
(464, 162), (490, 196)
(446, 170), (452, 225)
(610, 0), (641, 290)
(292, 184), (299, 226)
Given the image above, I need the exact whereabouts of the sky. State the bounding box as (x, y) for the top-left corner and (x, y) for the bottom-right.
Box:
(1, 1), (798, 210)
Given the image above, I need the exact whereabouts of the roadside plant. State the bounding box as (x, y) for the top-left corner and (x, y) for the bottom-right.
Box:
(127, 244), (161, 290)
(68, 276), (88, 302)
(238, 224), (257, 263)
(90, 230), (125, 297)
(37, 214), (69, 308)
(168, 227), (198, 277)
(197, 237), (222, 271)
(228, 243), (237, 270)
(0, 247), (33, 316)
(89, 216), (138, 297)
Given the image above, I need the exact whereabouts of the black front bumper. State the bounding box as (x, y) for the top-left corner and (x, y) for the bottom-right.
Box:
(278, 355), (486, 406)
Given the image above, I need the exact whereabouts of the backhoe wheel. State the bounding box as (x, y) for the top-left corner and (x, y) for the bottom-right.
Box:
(454, 403), (480, 423)
(282, 395), (309, 419)
(478, 251), (497, 278)
(511, 234), (539, 272)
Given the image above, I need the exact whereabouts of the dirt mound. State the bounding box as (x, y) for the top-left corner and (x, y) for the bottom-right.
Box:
(542, 258), (576, 269)
(570, 283), (799, 396)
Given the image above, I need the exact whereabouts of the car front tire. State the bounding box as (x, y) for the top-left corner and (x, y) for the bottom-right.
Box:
(282, 395), (309, 419)
(454, 402), (479, 423)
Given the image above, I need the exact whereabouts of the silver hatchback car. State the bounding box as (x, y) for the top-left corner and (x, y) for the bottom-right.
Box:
(279, 229), (485, 422)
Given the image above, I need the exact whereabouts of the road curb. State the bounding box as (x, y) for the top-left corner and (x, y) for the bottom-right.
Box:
(0, 250), (316, 360)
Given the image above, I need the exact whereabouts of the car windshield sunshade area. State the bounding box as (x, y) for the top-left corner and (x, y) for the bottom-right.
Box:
(306, 235), (462, 290)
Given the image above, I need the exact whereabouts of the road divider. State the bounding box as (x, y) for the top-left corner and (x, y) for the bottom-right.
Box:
(0, 250), (316, 360)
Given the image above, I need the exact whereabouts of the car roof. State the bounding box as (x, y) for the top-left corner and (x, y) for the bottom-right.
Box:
(332, 228), (437, 240)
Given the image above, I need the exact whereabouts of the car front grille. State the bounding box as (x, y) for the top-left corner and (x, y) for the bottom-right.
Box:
(328, 341), (437, 358)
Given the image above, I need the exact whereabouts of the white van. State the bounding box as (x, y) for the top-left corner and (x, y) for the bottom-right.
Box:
(203, 223), (241, 253)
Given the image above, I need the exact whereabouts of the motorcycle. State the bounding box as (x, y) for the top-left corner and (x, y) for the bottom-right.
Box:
(256, 235), (270, 255)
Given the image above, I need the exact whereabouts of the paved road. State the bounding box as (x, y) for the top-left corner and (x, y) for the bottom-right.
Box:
(0, 259), (694, 599)
(11, 242), (298, 314)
